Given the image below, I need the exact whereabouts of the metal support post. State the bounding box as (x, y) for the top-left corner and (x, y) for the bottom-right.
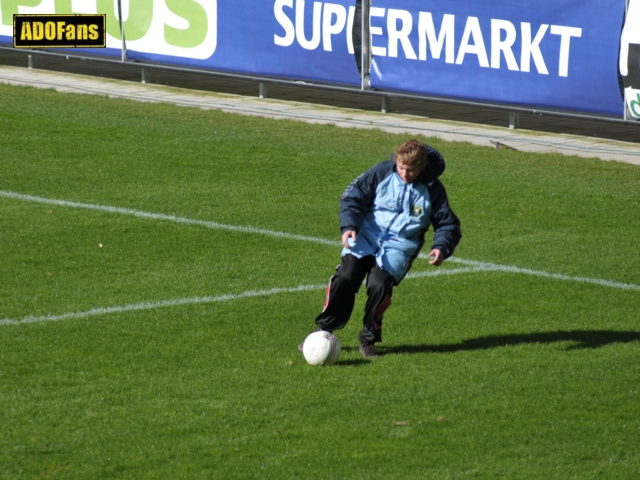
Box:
(382, 96), (391, 114)
(259, 83), (268, 99)
(360, 0), (370, 90)
(509, 112), (519, 130)
(28, 54), (37, 69)
(141, 68), (151, 84)
(118, 0), (127, 62)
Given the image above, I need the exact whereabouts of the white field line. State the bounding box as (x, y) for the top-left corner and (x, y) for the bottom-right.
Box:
(0, 284), (325, 326)
(0, 190), (338, 246)
(0, 267), (487, 325)
(439, 256), (640, 292)
(3, 189), (639, 291)
(1, 189), (638, 325)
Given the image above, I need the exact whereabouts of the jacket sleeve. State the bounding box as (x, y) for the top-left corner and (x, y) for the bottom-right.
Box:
(339, 161), (390, 234)
(428, 179), (462, 259)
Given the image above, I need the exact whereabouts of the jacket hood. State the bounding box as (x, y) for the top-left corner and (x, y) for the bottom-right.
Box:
(419, 144), (445, 185)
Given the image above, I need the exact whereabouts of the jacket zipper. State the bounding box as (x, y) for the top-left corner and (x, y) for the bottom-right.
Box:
(383, 183), (408, 237)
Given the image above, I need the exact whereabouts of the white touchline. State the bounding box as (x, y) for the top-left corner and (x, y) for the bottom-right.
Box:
(0, 267), (486, 325)
(0, 190), (338, 246)
(0, 189), (638, 326)
(0, 284), (326, 326)
(438, 256), (640, 291)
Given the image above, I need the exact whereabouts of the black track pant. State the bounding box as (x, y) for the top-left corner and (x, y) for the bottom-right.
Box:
(315, 254), (395, 344)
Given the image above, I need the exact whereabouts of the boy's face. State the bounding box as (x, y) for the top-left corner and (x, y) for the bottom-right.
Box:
(396, 161), (425, 184)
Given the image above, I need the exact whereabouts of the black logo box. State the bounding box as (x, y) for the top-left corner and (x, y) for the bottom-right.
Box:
(13, 14), (106, 48)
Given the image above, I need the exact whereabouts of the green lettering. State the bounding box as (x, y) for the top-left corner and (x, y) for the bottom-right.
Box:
(53, 0), (72, 13)
(96, 0), (152, 41)
(96, 0), (118, 38)
(631, 93), (640, 118)
(164, 0), (207, 48)
(1, 0), (41, 26)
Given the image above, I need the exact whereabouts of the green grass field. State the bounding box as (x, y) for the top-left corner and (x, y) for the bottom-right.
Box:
(1, 82), (639, 479)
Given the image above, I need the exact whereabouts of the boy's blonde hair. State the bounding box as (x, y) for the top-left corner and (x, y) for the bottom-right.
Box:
(394, 139), (428, 168)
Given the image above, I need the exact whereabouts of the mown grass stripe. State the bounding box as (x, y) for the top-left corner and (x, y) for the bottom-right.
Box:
(1, 187), (638, 331)
(0, 268), (483, 326)
(443, 257), (640, 292)
(0, 189), (338, 246)
(0, 284), (326, 326)
(4, 261), (637, 327)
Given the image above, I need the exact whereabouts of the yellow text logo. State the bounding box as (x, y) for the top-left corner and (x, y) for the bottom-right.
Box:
(13, 14), (105, 48)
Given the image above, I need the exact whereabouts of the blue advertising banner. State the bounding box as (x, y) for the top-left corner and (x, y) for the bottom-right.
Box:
(123, 0), (361, 86)
(1, 1), (628, 117)
(0, 0), (122, 58)
(0, 0), (361, 85)
(368, 0), (626, 116)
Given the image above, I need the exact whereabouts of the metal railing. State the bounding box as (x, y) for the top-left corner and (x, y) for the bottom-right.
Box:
(1, 0), (638, 128)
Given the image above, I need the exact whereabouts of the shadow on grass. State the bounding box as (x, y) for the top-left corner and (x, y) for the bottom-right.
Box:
(336, 358), (370, 367)
(327, 346), (370, 367)
(380, 330), (640, 355)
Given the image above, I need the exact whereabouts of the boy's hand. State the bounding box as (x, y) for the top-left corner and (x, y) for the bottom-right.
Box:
(342, 230), (357, 249)
(428, 249), (444, 266)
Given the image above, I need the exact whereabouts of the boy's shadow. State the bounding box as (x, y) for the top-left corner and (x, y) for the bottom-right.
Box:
(379, 330), (640, 355)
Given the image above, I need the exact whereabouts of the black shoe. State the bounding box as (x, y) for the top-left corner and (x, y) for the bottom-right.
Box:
(359, 342), (378, 359)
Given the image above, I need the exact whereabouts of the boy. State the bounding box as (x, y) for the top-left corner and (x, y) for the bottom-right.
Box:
(301, 139), (461, 359)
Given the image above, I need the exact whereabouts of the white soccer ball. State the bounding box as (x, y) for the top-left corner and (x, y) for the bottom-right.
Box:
(302, 331), (341, 366)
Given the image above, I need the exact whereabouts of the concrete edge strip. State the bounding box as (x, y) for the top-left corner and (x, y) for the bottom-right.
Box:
(1, 71), (639, 160)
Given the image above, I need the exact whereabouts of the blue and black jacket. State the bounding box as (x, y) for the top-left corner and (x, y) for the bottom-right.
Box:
(339, 144), (461, 281)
